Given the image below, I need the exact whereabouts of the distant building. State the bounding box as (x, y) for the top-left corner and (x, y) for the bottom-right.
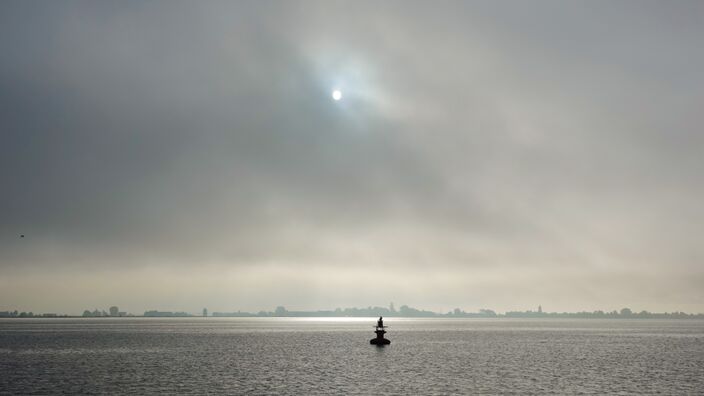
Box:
(203, 308), (208, 317)
(538, 305), (543, 314)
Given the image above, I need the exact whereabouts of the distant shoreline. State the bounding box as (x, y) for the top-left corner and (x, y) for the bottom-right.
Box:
(2, 316), (704, 320)
(3, 304), (704, 321)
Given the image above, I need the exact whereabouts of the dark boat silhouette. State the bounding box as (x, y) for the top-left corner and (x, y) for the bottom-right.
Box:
(370, 316), (391, 345)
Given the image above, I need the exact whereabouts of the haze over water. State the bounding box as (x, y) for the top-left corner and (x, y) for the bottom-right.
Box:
(1, 318), (703, 394)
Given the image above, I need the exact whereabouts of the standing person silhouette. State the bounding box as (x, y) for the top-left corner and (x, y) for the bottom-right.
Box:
(377, 316), (384, 328)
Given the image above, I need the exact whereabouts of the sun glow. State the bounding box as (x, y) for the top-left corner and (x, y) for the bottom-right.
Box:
(332, 89), (342, 101)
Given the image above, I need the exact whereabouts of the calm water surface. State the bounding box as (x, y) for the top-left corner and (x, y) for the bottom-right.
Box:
(1, 318), (703, 394)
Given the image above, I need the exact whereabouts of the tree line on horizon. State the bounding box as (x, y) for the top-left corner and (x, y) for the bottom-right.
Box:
(2, 305), (703, 319)
(210, 305), (704, 319)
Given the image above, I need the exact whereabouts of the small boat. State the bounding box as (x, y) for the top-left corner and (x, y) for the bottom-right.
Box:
(370, 317), (391, 345)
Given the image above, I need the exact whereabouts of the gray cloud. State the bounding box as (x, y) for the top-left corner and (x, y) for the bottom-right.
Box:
(1, 1), (703, 314)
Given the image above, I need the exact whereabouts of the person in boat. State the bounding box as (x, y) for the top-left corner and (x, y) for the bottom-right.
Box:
(377, 316), (383, 328)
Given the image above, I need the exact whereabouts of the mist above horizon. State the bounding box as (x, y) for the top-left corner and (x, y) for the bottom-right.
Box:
(1, 2), (703, 315)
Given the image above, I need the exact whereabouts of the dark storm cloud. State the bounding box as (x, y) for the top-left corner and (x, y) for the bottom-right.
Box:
(1, 1), (703, 312)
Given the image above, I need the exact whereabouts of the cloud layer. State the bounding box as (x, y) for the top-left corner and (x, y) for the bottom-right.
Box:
(1, 1), (703, 314)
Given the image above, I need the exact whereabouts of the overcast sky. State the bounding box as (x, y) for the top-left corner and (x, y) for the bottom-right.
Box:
(1, 1), (703, 315)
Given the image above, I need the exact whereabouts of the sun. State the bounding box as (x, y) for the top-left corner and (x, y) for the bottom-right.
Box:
(332, 89), (342, 101)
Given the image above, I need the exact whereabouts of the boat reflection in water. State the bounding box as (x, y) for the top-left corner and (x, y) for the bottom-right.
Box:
(370, 316), (391, 346)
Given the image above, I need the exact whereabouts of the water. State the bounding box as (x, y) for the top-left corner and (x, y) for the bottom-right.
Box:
(1, 318), (703, 394)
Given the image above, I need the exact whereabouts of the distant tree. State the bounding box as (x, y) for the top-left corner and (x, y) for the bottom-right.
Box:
(274, 306), (287, 316)
(479, 309), (497, 316)
(109, 306), (119, 317)
(620, 308), (632, 316)
(398, 305), (437, 317)
(83, 310), (93, 317)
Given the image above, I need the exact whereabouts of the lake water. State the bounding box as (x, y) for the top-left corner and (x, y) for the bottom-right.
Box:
(1, 318), (703, 394)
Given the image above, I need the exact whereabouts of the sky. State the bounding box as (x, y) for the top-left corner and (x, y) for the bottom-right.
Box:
(1, 1), (703, 315)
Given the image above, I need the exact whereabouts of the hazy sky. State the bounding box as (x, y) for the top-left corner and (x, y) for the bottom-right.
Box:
(1, 1), (703, 315)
